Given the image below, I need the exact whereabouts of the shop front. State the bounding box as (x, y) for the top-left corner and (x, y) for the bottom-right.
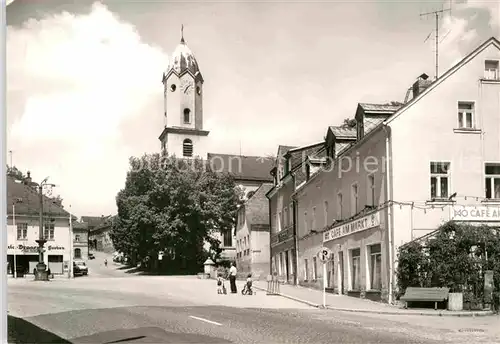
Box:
(270, 226), (296, 284)
(7, 243), (69, 276)
(322, 210), (389, 302)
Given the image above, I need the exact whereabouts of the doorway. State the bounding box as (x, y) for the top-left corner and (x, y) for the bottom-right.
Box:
(338, 251), (344, 295)
(327, 254), (335, 288)
(285, 250), (290, 282)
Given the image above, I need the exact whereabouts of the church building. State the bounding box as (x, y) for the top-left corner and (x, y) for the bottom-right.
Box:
(158, 28), (274, 261)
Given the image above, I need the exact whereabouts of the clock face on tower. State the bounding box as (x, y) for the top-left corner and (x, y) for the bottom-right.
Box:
(181, 79), (194, 94)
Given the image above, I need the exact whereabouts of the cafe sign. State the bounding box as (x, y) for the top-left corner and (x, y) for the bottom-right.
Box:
(7, 244), (65, 253)
(323, 211), (381, 243)
(450, 205), (500, 222)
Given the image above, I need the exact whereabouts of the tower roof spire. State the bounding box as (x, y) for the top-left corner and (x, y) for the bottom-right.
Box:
(180, 24), (185, 44)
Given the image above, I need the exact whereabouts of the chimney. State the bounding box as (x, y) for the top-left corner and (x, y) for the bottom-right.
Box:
(412, 73), (432, 99)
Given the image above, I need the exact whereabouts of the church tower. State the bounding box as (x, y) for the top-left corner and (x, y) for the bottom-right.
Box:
(159, 26), (209, 159)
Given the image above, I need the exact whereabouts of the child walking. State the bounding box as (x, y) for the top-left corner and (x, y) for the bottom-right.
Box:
(216, 273), (225, 294)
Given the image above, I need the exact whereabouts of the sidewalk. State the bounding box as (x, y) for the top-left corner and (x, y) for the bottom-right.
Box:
(251, 280), (495, 317)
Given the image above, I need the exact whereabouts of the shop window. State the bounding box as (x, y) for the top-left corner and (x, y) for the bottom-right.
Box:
(304, 258), (309, 281)
(350, 248), (361, 291)
(312, 256), (318, 280)
(74, 248), (81, 259)
(369, 244), (382, 290)
(17, 223), (28, 240)
(430, 162), (450, 199)
(44, 224), (55, 240)
(288, 250), (294, 275)
(485, 163), (500, 199)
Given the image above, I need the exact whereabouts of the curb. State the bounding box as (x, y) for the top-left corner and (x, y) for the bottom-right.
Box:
(254, 286), (496, 317)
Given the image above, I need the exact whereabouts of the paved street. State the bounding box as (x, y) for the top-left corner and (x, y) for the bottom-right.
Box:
(8, 270), (500, 344)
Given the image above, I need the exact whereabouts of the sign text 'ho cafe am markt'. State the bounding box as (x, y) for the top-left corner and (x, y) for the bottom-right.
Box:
(323, 211), (381, 243)
(451, 205), (500, 222)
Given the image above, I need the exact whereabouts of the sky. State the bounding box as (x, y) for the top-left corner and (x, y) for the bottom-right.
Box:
(5, 0), (500, 217)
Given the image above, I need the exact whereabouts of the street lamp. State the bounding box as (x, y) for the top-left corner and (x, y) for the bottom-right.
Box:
(34, 177), (56, 281)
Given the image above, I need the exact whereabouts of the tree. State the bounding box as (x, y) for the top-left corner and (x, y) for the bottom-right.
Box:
(51, 195), (63, 208)
(342, 118), (357, 128)
(111, 153), (242, 274)
(6, 165), (25, 181)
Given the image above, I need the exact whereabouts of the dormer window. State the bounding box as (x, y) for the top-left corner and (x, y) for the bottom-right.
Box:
(306, 164), (311, 181)
(183, 108), (191, 124)
(284, 157), (290, 175)
(484, 60), (499, 80)
(183, 139), (193, 157)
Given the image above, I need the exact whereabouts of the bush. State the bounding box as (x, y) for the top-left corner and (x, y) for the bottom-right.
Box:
(396, 222), (500, 301)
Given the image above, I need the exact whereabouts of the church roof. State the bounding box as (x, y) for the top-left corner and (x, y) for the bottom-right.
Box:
(207, 153), (274, 182)
(166, 30), (202, 80)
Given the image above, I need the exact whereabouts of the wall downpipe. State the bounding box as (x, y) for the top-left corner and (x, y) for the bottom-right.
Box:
(293, 191), (299, 286)
(267, 194), (273, 276)
(383, 124), (394, 304)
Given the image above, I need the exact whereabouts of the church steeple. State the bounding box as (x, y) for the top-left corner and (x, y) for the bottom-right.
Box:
(159, 27), (209, 159)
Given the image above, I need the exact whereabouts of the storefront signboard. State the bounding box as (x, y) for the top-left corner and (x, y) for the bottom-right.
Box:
(7, 244), (65, 254)
(450, 205), (500, 222)
(323, 211), (381, 243)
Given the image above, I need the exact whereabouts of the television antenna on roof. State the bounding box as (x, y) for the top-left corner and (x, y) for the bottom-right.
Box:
(420, 4), (452, 80)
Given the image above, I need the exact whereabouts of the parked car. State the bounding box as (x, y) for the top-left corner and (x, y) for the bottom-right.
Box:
(73, 260), (88, 276)
(88, 253), (95, 260)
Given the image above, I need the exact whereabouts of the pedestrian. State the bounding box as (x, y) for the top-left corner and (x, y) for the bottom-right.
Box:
(216, 273), (224, 294)
(229, 262), (237, 293)
(104, 258), (108, 267)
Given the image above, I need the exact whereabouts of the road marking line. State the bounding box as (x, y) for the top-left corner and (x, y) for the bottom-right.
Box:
(189, 315), (222, 326)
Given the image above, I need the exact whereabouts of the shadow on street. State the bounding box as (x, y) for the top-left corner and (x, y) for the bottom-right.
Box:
(8, 314), (72, 343)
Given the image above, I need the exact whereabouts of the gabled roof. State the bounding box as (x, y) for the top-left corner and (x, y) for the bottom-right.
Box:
(207, 153), (274, 182)
(385, 36), (500, 125)
(359, 102), (403, 113)
(72, 221), (88, 231)
(327, 126), (356, 140)
(6, 177), (69, 218)
(81, 216), (110, 228)
(291, 144), (326, 186)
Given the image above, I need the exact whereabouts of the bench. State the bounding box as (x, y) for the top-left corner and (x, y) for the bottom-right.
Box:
(400, 287), (450, 310)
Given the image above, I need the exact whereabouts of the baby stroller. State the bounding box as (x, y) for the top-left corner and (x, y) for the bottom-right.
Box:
(242, 276), (254, 295)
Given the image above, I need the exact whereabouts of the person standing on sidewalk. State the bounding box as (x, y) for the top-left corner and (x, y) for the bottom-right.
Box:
(229, 262), (237, 293)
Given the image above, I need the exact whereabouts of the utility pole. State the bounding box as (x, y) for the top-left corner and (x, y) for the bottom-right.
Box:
(420, 6), (451, 80)
(9, 150), (13, 168)
(68, 206), (73, 279)
(35, 177), (55, 281)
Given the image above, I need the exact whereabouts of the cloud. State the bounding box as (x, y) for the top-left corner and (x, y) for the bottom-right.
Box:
(7, 2), (167, 216)
(438, 0), (499, 69)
